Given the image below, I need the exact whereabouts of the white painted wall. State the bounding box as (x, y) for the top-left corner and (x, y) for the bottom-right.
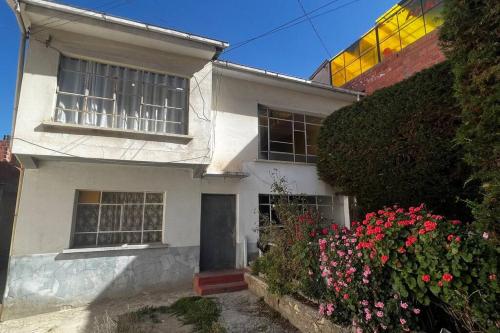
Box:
(12, 31), (213, 166)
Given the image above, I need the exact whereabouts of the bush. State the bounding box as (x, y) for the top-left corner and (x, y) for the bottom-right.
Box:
(317, 62), (477, 219)
(439, 0), (500, 234)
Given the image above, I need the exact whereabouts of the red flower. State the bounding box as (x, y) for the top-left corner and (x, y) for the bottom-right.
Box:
(309, 230), (316, 238)
(381, 255), (389, 264)
(455, 236), (461, 243)
(375, 233), (385, 241)
(397, 246), (406, 254)
(384, 221), (393, 229)
(405, 235), (417, 247)
(424, 220), (437, 232)
(343, 293), (350, 300)
(438, 281), (443, 287)
(489, 274), (496, 281)
(322, 228), (329, 235)
(422, 274), (431, 283)
(447, 234), (454, 242)
(442, 273), (453, 282)
(418, 229), (426, 235)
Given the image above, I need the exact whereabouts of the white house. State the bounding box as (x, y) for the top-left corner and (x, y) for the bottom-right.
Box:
(2, 0), (362, 320)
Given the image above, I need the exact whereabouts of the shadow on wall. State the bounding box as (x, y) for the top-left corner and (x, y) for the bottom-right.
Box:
(0, 162), (19, 304)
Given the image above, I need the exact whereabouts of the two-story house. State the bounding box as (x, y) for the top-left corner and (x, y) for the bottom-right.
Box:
(2, 0), (362, 320)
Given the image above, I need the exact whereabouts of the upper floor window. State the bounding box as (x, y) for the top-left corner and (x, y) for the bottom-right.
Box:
(54, 56), (189, 135)
(73, 191), (164, 248)
(258, 105), (322, 163)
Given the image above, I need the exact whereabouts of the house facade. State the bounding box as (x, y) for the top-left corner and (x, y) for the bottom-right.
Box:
(2, 0), (362, 320)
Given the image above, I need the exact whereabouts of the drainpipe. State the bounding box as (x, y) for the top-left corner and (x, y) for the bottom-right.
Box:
(9, 0), (28, 146)
(1, 0), (27, 318)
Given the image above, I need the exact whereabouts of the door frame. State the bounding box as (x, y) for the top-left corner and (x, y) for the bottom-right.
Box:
(199, 193), (239, 270)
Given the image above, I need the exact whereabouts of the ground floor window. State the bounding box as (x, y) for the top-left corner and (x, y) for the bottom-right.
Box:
(72, 191), (164, 248)
(258, 194), (333, 226)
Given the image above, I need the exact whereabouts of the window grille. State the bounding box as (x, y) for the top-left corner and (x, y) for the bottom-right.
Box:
(55, 56), (189, 135)
(72, 191), (164, 248)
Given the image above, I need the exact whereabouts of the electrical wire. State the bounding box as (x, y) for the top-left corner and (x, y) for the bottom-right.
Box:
(221, 0), (363, 55)
(297, 0), (332, 57)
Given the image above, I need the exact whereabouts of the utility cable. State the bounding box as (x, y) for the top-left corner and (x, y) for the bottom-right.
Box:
(297, 0), (332, 57)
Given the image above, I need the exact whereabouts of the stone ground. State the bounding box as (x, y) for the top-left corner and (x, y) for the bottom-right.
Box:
(0, 289), (299, 333)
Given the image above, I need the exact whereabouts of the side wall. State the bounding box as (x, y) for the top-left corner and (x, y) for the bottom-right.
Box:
(341, 30), (446, 94)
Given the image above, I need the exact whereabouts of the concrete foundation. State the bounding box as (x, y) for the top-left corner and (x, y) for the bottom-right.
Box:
(1, 246), (199, 320)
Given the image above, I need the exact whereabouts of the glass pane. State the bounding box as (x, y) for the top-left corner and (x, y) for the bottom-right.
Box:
(75, 204), (99, 232)
(259, 151), (269, 160)
(97, 232), (121, 246)
(295, 155), (307, 163)
(399, 16), (426, 48)
(294, 121), (304, 131)
(56, 94), (84, 112)
(359, 29), (377, 54)
(102, 192), (144, 204)
(306, 124), (320, 146)
(307, 155), (317, 164)
(73, 233), (96, 247)
(258, 194), (270, 204)
(332, 70), (346, 87)
(258, 105), (268, 117)
(146, 193), (163, 203)
(99, 205), (121, 231)
(345, 60), (362, 82)
(294, 131), (306, 155)
(423, 1), (444, 33)
(270, 141), (293, 153)
(259, 127), (268, 152)
(122, 204), (144, 231)
(143, 231), (162, 243)
(59, 70), (85, 94)
(88, 76), (114, 99)
(307, 144), (318, 156)
(360, 49), (378, 73)
(60, 56), (82, 71)
(305, 115), (323, 124)
(269, 109), (292, 120)
(144, 204), (163, 230)
(377, 12), (400, 42)
(344, 41), (360, 66)
(258, 115), (268, 126)
(319, 205), (334, 219)
(331, 54), (344, 73)
(269, 152), (294, 162)
(269, 119), (293, 143)
(293, 113), (305, 122)
(317, 196), (333, 205)
(78, 191), (100, 204)
(121, 232), (142, 244)
(259, 205), (270, 220)
(380, 33), (402, 60)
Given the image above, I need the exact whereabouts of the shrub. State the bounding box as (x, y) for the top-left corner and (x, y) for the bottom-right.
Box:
(317, 62), (477, 219)
(439, 0), (500, 235)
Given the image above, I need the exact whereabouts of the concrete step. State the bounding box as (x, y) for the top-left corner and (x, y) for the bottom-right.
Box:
(194, 280), (248, 296)
(194, 269), (245, 286)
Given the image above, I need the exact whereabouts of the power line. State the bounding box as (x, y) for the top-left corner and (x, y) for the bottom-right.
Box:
(297, 0), (332, 57)
(221, 0), (363, 55)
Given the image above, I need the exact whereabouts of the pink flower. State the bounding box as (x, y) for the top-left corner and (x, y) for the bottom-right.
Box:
(483, 232), (489, 240)
(375, 302), (384, 308)
(400, 318), (407, 325)
(319, 304), (325, 315)
(400, 302), (408, 309)
(413, 308), (421, 315)
(365, 312), (372, 321)
(326, 303), (335, 316)
(343, 293), (350, 300)
(361, 300), (369, 306)
(376, 311), (384, 318)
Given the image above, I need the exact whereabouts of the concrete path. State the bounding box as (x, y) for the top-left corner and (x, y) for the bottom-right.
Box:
(0, 290), (298, 333)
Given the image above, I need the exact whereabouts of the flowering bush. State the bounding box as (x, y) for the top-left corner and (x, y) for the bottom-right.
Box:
(315, 204), (498, 332)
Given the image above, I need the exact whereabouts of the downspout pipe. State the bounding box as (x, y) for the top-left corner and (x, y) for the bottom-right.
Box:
(8, 0), (28, 146)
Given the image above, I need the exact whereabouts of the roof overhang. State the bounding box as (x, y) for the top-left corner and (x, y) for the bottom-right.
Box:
(214, 60), (364, 102)
(8, 0), (229, 60)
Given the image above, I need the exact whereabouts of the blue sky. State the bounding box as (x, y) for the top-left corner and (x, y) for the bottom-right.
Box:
(0, 0), (394, 135)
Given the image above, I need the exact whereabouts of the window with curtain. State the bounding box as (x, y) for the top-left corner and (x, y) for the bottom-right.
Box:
(54, 56), (189, 135)
(258, 105), (322, 163)
(72, 191), (164, 248)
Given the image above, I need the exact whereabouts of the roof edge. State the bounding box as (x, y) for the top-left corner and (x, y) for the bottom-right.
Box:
(19, 0), (229, 50)
(213, 60), (364, 98)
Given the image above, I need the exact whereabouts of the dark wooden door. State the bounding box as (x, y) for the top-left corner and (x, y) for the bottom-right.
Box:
(200, 194), (236, 271)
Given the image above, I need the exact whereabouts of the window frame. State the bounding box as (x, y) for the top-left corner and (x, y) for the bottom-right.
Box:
(54, 55), (190, 136)
(258, 105), (323, 164)
(258, 193), (335, 226)
(70, 190), (166, 249)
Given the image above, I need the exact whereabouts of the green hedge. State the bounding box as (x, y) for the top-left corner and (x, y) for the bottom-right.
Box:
(439, 0), (500, 233)
(317, 62), (476, 218)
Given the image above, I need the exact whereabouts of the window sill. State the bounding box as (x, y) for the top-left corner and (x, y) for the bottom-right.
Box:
(254, 159), (316, 166)
(62, 243), (169, 254)
(38, 122), (193, 144)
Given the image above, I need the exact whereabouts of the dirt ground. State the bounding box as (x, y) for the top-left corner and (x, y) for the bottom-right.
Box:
(0, 290), (298, 333)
